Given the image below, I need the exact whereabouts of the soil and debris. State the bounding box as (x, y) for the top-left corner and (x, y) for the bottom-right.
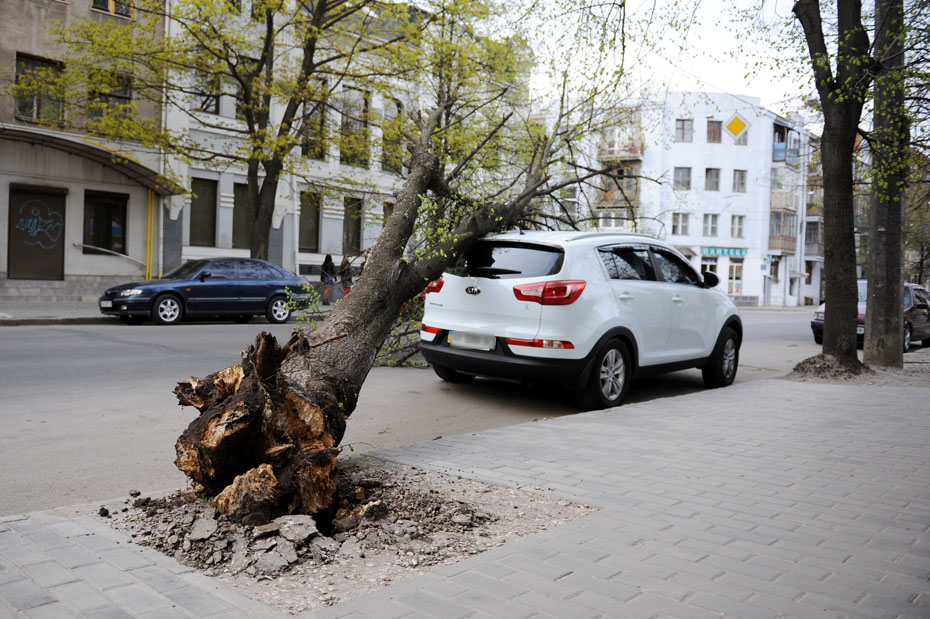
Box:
(788, 347), (930, 385)
(105, 457), (592, 615)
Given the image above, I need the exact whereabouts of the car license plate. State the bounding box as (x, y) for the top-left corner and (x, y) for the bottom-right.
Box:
(100, 300), (113, 308)
(856, 325), (864, 335)
(448, 331), (495, 351)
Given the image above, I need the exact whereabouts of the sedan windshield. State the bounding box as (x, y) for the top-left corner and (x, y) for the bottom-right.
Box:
(161, 259), (210, 280)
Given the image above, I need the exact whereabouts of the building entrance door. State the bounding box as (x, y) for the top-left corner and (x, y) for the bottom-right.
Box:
(8, 185), (66, 280)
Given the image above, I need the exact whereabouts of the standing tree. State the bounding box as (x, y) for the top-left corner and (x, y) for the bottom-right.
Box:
(793, 0), (874, 370)
(863, 0), (907, 366)
(36, 0), (418, 260)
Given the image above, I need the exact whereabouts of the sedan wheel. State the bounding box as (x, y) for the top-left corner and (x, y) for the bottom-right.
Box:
(152, 295), (183, 325)
(904, 324), (912, 352)
(266, 296), (291, 324)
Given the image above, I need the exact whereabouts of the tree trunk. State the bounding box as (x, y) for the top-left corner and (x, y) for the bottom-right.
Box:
(172, 141), (446, 522)
(864, 0), (906, 367)
(819, 119), (862, 368)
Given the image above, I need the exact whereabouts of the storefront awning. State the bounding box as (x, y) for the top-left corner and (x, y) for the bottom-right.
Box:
(0, 124), (182, 196)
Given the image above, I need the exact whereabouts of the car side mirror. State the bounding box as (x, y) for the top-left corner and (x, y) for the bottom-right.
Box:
(702, 271), (719, 288)
(199, 270), (211, 281)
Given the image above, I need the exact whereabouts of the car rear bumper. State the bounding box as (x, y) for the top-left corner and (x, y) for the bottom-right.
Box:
(419, 335), (594, 390)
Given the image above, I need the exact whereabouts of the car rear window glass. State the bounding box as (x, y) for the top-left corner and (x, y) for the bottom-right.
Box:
(454, 242), (564, 279)
(238, 260), (267, 279)
(599, 248), (655, 280)
(209, 260), (238, 278)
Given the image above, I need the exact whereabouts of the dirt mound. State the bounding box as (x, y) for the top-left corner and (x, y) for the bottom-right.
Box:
(104, 457), (592, 614)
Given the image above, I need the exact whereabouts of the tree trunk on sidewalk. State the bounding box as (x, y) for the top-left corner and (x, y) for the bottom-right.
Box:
(171, 115), (551, 522)
(793, 0), (873, 370)
(864, 0), (907, 368)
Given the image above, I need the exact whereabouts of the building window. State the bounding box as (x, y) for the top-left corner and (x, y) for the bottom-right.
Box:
(735, 131), (748, 146)
(674, 119), (693, 142)
(706, 120), (722, 143)
(703, 213), (718, 237)
(728, 259), (744, 294)
(83, 191), (127, 255)
(193, 77), (220, 114)
(301, 86), (326, 160)
(733, 169), (747, 193)
(770, 210), (798, 236)
(232, 183), (255, 250)
(189, 178), (217, 246)
(299, 191), (321, 252)
(340, 88), (369, 168)
(89, 74), (132, 121)
(14, 54), (63, 124)
(598, 210), (629, 228)
(92, 0), (133, 17)
(704, 168), (720, 191)
(381, 98), (404, 174)
(671, 212), (689, 235)
(343, 197), (363, 255)
(673, 167), (691, 190)
(701, 257), (717, 275)
(731, 214), (745, 238)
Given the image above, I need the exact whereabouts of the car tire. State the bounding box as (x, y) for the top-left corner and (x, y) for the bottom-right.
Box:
(152, 294), (183, 325)
(904, 324), (912, 352)
(119, 315), (144, 325)
(266, 296), (291, 324)
(702, 326), (739, 388)
(576, 338), (631, 411)
(432, 363), (475, 383)
(814, 334), (823, 345)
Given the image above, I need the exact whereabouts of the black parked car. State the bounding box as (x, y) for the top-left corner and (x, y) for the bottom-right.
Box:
(810, 279), (930, 351)
(98, 258), (309, 325)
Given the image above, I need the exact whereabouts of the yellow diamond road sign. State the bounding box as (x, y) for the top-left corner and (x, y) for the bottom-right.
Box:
(726, 115), (748, 138)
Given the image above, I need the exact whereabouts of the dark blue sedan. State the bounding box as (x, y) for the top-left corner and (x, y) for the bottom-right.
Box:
(98, 258), (309, 325)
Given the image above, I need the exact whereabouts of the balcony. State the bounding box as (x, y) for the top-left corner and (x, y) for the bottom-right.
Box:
(597, 187), (639, 209)
(598, 142), (644, 162)
(769, 235), (797, 254)
(805, 242), (824, 258)
(806, 203), (822, 218)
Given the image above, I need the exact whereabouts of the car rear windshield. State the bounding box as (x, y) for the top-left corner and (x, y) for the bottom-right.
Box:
(451, 241), (564, 279)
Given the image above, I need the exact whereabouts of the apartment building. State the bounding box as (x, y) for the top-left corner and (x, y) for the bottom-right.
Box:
(593, 92), (813, 307)
(1, 0), (177, 296)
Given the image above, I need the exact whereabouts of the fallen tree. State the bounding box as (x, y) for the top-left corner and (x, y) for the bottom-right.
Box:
(170, 0), (645, 523)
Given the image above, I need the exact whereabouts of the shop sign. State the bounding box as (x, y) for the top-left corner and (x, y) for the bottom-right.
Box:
(702, 247), (747, 257)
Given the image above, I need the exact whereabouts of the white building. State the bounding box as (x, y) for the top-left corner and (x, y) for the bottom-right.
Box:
(591, 92), (815, 307)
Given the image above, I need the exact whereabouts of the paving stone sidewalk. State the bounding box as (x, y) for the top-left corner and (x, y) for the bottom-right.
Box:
(2, 377), (929, 618)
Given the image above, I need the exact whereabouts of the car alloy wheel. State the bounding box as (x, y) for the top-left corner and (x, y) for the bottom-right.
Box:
(153, 295), (183, 325)
(904, 324), (912, 352)
(576, 339), (630, 410)
(702, 327), (739, 388)
(599, 348), (626, 401)
(266, 296), (291, 323)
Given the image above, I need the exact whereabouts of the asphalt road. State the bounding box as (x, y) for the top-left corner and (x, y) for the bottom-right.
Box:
(0, 309), (820, 516)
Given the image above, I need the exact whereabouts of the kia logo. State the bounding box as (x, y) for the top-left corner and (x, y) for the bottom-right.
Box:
(465, 286), (481, 295)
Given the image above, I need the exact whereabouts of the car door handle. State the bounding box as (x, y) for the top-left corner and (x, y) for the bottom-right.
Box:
(672, 296), (684, 304)
(618, 293), (634, 302)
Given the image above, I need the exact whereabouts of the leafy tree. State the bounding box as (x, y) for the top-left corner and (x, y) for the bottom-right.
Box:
(21, 0), (419, 260)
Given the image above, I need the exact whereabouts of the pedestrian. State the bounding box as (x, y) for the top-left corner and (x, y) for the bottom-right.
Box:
(320, 254), (335, 305)
(339, 256), (354, 297)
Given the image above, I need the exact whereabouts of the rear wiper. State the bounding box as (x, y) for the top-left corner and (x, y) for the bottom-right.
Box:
(467, 267), (522, 278)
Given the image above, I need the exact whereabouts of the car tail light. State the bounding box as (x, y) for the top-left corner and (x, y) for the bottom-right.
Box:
(506, 338), (574, 349)
(421, 323), (440, 334)
(425, 278), (444, 294)
(513, 280), (586, 305)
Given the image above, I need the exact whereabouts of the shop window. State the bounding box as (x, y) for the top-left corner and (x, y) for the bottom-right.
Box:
(83, 191), (128, 255)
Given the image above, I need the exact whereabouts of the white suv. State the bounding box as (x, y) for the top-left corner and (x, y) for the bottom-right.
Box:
(419, 231), (742, 409)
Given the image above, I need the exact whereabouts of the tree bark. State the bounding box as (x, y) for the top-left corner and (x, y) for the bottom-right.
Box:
(864, 0), (907, 367)
(793, 0), (873, 369)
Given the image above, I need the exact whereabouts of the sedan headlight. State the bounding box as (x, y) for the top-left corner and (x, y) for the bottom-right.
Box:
(814, 311), (824, 321)
(119, 289), (144, 297)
